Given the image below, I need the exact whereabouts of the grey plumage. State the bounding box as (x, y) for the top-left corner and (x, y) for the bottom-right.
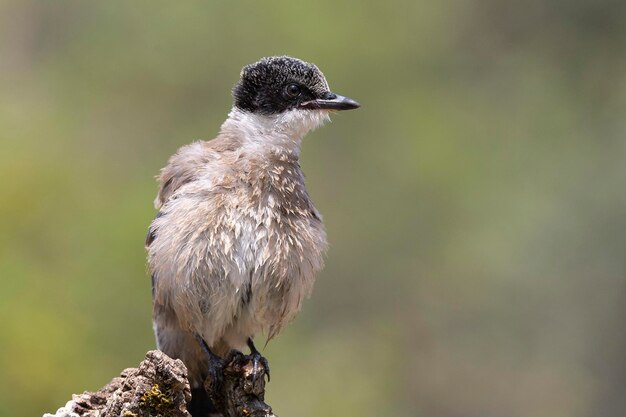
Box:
(146, 56), (359, 388)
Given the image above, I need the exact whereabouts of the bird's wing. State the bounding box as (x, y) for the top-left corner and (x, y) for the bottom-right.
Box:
(146, 140), (217, 250)
(146, 135), (243, 337)
(154, 140), (214, 209)
(147, 134), (242, 244)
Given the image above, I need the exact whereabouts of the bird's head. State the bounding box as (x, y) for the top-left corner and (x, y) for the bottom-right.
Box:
(231, 56), (360, 139)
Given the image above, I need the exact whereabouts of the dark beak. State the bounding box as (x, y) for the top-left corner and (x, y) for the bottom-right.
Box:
(300, 93), (360, 111)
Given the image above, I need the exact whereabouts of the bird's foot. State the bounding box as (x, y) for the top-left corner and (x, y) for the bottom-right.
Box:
(247, 338), (270, 382)
(196, 336), (274, 417)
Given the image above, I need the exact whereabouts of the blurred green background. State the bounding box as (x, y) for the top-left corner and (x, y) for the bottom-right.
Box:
(1, 1), (625, 416)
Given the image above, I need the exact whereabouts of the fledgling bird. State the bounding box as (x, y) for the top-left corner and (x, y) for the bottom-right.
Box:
(145, 56), (359, 414)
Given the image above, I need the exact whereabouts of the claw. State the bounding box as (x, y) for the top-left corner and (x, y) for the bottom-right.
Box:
(194, 335), (273, 416)
(247, 338), (270, 382)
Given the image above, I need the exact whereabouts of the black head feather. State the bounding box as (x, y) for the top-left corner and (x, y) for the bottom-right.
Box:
(232, 56), (332, 115)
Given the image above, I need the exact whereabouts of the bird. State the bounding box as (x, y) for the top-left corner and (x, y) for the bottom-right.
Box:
(145, 56), (359, 415)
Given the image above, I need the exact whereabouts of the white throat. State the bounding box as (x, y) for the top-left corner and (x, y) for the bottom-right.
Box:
(221, 107), (331, 155)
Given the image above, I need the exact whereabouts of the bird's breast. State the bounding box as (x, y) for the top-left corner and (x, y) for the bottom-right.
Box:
(226, 171), (327, 278)
(221, 165), (328, 332)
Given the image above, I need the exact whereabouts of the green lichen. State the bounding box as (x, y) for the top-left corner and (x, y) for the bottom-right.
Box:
(139, 384), (176, 417)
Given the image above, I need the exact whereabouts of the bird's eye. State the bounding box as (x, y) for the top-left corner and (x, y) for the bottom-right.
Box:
(285, 84), (301, 98)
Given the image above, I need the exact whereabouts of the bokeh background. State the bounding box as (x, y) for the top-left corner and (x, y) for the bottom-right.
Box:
(1, 1), (625, 416)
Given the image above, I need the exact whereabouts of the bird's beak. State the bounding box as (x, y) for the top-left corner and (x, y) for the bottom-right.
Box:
(300, 93), (360, 111)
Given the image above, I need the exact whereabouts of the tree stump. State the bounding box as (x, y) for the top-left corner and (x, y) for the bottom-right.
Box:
(43, 350), (275, 417)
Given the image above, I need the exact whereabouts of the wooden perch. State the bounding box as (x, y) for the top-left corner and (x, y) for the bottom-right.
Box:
(44, 350), (276, 417)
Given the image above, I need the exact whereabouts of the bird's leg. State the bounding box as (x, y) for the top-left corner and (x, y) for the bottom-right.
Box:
(247, 337), (270, 382)
(194, 334), (225, 391)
